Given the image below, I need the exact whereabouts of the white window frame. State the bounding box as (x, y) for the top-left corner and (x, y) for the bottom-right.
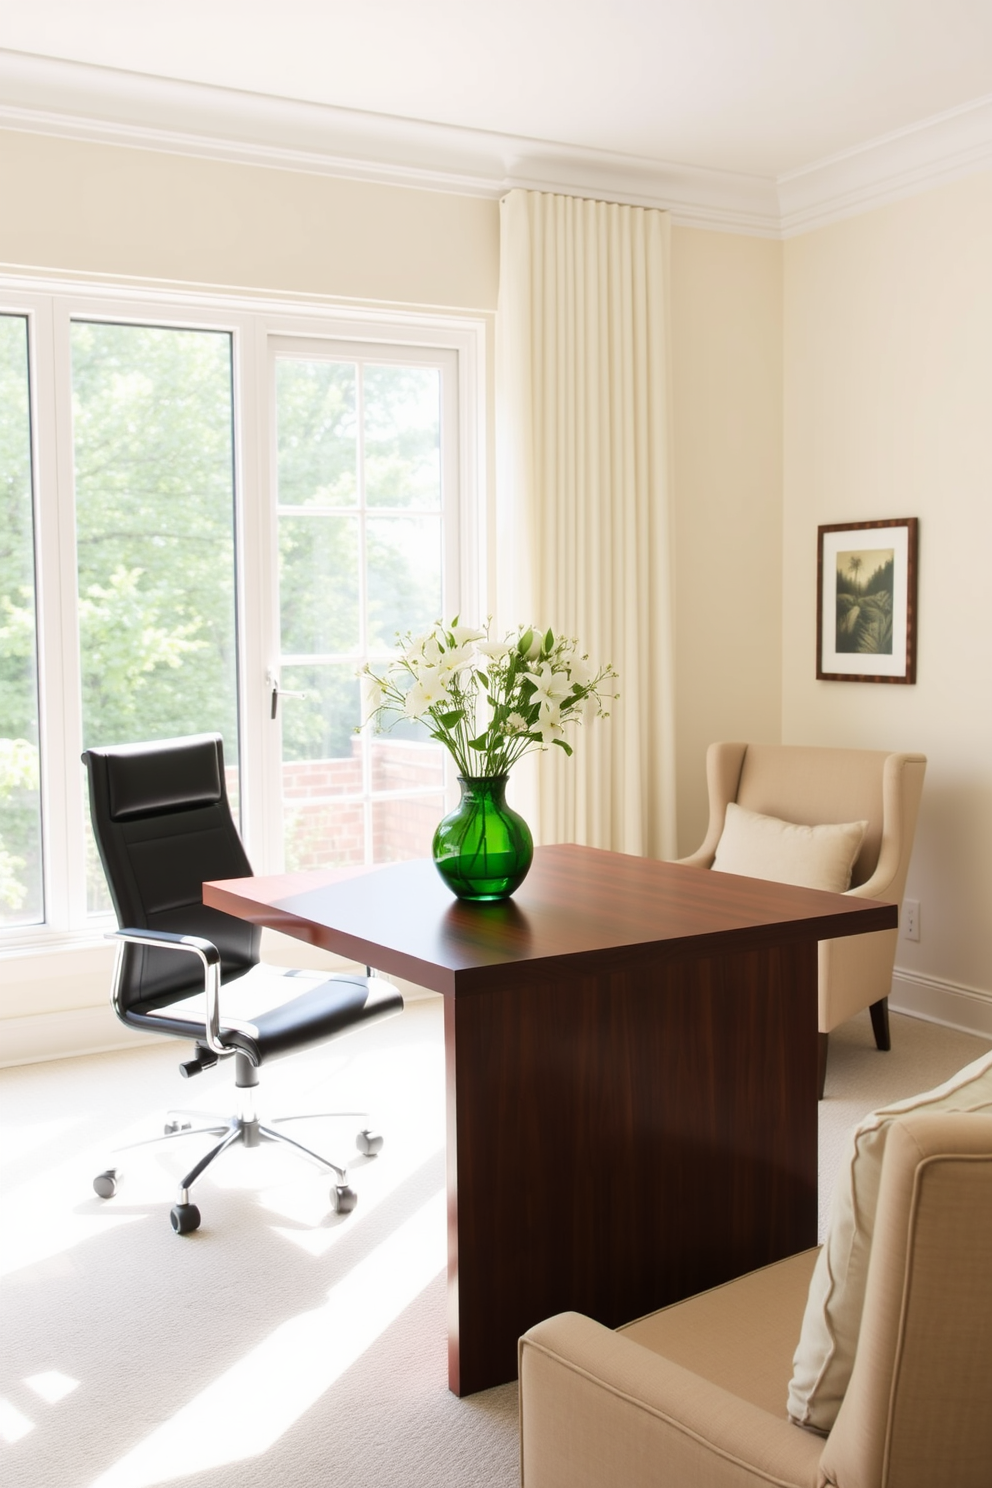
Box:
(0, 277), (486, 950)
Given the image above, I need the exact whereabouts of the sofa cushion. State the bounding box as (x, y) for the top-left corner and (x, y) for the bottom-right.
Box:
(787, 1049), (992, 1433)
(711, 802), (868, 894)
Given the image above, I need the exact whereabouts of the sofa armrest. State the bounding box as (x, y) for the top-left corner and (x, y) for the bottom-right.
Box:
(520, 1313), (823, 1488)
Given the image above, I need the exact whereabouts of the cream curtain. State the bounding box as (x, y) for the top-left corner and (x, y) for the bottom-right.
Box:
(496, 188), (676, 858)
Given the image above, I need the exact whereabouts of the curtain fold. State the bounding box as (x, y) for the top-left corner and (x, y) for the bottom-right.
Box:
(496, 189), (676, 858)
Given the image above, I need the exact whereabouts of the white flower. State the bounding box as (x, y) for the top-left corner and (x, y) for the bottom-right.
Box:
(568, 654), (594, 688)
(435, 642), (473, 679)
(449, 623), (485, 647)
(506, 712), (529, 733)
(477, 638), (513, 660)
(403, 672), (451, 718)
(402, 631), (427, 661)
(532, 664), (571, 709)
(537, 703), (564, 744)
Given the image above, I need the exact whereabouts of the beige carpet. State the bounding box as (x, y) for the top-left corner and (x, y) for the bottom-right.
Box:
(1, 999), (987, 1488)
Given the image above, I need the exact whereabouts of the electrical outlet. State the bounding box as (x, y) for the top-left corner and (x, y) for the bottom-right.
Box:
(903, 898), (920, 941)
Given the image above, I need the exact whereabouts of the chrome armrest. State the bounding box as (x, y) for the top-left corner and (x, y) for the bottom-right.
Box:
(109, 928), (226, 1056)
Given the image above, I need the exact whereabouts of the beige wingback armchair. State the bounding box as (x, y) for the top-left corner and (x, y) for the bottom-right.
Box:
(519, 1110), (992, 1488)
(679, 744), (926, 1096)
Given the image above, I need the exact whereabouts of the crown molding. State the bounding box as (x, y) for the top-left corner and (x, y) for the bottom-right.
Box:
(779, 94), (992, 235)
(1, 48), (990, 240)
(0, 48), (780, 234)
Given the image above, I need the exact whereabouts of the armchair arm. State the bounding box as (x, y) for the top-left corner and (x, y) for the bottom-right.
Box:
(843, 754), (927, 905)
(109, 928), (226, 1056)
(520, 1313), (822, 1488)
(676, 743), (749, 869)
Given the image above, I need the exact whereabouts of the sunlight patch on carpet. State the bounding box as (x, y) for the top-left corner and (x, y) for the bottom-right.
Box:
(87, 1189), (447, 1487)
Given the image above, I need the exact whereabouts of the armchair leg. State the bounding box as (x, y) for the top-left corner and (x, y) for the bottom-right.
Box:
(817, 1033), (829, 1100)
(869, 996), (891, 1051)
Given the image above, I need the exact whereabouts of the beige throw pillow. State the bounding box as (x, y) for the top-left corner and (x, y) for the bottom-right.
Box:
(788, 1048), (992, 1433)
(711, 802), (868, 894)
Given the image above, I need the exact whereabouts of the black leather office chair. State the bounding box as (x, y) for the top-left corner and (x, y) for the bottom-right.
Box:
(82, 733), (403, 1235)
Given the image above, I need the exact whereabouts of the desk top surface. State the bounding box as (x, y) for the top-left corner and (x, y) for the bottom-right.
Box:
(204, 844), (897, 996)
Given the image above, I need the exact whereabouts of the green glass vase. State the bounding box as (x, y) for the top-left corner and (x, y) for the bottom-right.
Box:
(432, 775), (534, 902)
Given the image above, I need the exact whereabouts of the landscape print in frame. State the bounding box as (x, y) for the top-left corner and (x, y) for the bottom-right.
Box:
(817, 518), (918, 683)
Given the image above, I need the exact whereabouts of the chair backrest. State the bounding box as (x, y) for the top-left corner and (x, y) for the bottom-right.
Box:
(820, 1111), (992, 1488)
(687, 742), (926, 893)
(83, 734), (260, 1011)
(734, 744), (894, 886)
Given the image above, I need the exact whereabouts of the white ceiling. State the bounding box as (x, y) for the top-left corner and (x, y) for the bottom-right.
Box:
(1, 1), (991, 233)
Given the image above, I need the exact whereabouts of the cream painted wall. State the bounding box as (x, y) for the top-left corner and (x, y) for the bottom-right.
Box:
(0, 128), (500, 310)
(670, 227), (784, 855)
(782, 172), (992, 1015)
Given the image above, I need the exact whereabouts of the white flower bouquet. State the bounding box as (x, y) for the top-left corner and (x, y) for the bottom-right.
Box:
(361, 619), (617, 779)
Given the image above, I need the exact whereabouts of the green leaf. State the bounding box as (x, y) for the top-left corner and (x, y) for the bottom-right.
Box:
(544, 628), (554, 653)
(518, 627), (533, 656)
(437, 709), (465, 728)
(467, 733), (490, 751)
(552, 738), (573, 755)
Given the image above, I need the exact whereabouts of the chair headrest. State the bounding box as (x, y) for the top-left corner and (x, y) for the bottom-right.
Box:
(89, 734), (226, 822)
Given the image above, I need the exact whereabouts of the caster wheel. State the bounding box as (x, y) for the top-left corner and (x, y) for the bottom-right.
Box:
(170, 1202), (201, 1235)
(164, 1119), (192, 1135)
(331, 1185), (357, 1215)
(93, 1169), (118, 1199)
(356, 1129), (383, 1157)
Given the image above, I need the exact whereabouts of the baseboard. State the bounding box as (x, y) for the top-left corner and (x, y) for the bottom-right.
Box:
(890, 969), (992, 1040)
(0, 1003), (170, 1067)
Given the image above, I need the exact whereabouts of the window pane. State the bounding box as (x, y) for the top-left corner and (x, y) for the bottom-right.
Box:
(280, 663), (361, 768)
(279, 515), (359, 655)
(370, 737), (445, 793)
(372, 792), (446, 864)
(280, 664), (364, 869)
(364, 365), (441, 509)
(276, 359), (357, 507)
(367, 515), (442, 648)
(71, 323), (239, 910)
(0, 315), (43, 927)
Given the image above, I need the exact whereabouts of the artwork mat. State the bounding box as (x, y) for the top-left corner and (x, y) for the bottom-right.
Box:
(817, 519), (918, 684)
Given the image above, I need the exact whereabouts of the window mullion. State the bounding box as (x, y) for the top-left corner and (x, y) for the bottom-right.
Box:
(233, 313), (280, 872)
(44, 299), (89, 930)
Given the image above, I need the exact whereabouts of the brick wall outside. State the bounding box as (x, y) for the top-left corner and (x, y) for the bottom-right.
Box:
(282, 739), (446, 871)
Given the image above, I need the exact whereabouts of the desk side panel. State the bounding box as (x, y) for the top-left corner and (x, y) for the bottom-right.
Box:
(445, 938), (818, 1395)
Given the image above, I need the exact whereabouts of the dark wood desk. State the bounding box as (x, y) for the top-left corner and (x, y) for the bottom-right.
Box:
(205, 845), (896, 1396)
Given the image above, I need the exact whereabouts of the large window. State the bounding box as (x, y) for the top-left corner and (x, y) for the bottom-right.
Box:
(0, 288), (480, 946)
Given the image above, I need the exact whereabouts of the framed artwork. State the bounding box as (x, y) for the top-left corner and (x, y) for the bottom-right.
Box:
(817, 518), (918, 683)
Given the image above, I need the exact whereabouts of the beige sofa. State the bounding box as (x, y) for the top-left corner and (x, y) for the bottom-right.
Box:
(678, 743), (927, 1096)
(519, 1109), (992, 1488)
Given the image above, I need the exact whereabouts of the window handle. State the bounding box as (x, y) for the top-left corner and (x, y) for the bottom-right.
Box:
(267, 672), (308, 720)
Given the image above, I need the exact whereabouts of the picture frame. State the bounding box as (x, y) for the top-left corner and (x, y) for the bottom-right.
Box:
(817, 518), (918, 683)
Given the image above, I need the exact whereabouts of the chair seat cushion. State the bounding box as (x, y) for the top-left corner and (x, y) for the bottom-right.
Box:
(712, 802), (868, 893)
(788, 1049), (992, 1434)
(621, 1248), (819, 1417)
(135, 963), (404, 1063)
